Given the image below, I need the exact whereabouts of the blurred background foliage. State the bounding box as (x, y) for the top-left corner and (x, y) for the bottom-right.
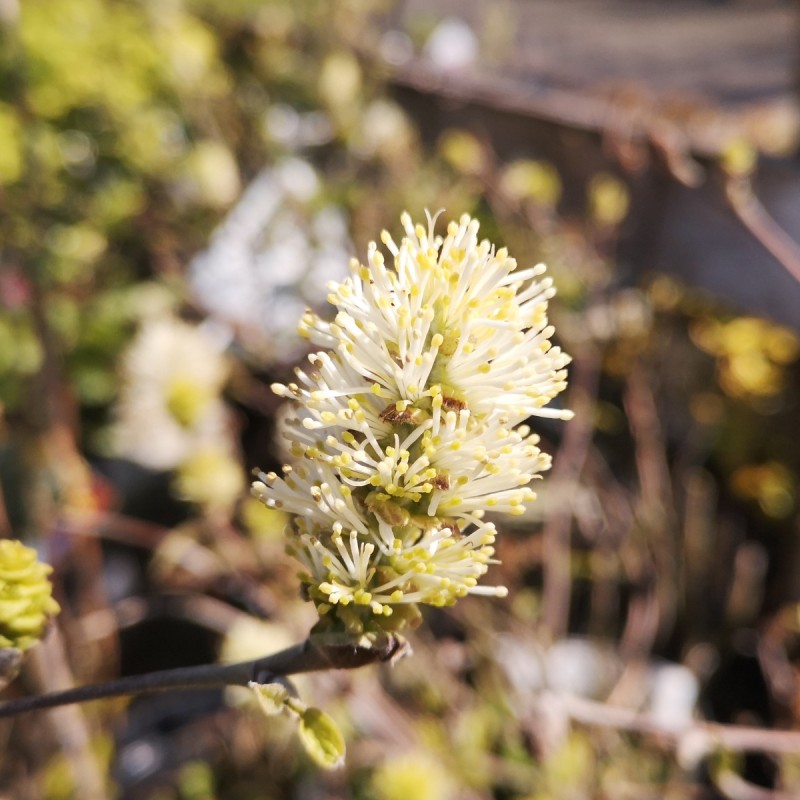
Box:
(2, 0), (800, 798)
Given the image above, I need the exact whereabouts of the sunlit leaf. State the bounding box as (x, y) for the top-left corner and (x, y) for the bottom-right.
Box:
(297, 707), (346, 770)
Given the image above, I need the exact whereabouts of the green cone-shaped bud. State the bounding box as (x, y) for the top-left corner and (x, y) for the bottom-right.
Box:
(0, 539), (60, 651)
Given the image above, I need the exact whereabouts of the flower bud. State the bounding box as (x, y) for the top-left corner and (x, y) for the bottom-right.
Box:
(0, 539), (60, 652)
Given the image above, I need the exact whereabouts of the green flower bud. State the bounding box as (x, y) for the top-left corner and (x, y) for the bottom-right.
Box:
(0, 539), (60, 652)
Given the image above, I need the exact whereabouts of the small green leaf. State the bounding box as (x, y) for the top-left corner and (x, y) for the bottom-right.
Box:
(248, 681), (290, 716)
(298, 707), (346, 770)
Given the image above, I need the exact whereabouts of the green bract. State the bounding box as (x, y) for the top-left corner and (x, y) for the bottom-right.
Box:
(248, 681), (346, 770)
(249, 680), (290, 716)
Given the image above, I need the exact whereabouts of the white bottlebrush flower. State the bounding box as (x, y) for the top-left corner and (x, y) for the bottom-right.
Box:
(114, 315), (232, 471)
(253, 211), (572, 637)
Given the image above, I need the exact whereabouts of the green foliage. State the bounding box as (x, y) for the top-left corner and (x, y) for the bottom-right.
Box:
(1, 0), (240, 417)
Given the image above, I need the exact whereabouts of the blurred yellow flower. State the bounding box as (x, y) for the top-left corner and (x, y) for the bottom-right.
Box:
(721, 138), (757, 178)
(588, 173), (629, 227)
(174, 447), (244, 513)
(691, 316), (800, 399)
(369, 751), (454, 800)
(438, 129), (487, 176)
(500, 159), (562, 207)
(731, 462), (795, 519)
(240, 497), (290, 543)
(0, 103), (23, 185)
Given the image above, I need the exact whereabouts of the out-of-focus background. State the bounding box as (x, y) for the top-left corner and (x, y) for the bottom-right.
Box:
(2, 0), (800, 797)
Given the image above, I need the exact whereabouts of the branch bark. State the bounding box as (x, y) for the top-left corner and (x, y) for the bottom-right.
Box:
(560, 691), (800, 757)
(726, 175), (800, 286)
(0, 636), (404, 719)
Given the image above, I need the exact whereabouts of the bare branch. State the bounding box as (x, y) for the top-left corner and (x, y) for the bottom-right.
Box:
(540, 345), (601, 641)
(0, 636), (404, 720)
(726, 175), (800, 285)
(560, 691), (800, 757)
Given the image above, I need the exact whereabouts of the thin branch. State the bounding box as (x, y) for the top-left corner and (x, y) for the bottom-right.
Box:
(0, 636), (403, 719)
(714, 769), (796, 800)
(726, 175), (800, 285)
(25, 630), (107, 799)
(387, 59), (726, 161)
(619, 363), (677, 656)
(540, 345), (601, 641)
(559, 692), (800, 757)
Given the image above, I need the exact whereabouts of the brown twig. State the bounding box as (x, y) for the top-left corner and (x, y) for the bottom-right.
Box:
(560, 691), (800, 757)
(25, 629), (107, 800)
(0, 635), (404, 719)
(388, 60), (729, 163)
(0, 482), (11, 540)
(622, 363), (678, 651)
(713, 769), (796, 800)
(540, 345), (601, 641)
(725, 175), (800, 285)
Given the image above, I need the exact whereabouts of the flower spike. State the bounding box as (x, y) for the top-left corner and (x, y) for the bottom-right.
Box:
(254, 212), (571, 637)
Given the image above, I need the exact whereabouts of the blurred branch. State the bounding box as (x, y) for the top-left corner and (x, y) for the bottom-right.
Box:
(541, 345), (601, 641)
(725, 175), (800, 285)
(621, 363), (677, 652)
(714, 769), (796, 800)
(0, 635), (405, 719)
(29, 274), (69, 433)
(25, 629), (107, 800)
(388, 60), (724, 163)
(0, 480), (11, 539)
(624, 365), (675, 517)
(604, 363), (679, 705)
(111, 593), (244, 638)
(758, 608), (800, 711)
(560, 691), (800, 757)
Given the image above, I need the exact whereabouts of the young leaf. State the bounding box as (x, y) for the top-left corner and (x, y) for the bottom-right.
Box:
(298, 707), (346, 770)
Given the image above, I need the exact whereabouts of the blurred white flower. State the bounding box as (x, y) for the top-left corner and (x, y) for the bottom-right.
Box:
(379, 29), (414, 67)
(423, 18), (478, 71)
(648, 662), (699, 732)
(114, 315), (232, 470)
(355, 99), (416, 161)
(253, 212), (571, 637)
(189, 162), (351, 363)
